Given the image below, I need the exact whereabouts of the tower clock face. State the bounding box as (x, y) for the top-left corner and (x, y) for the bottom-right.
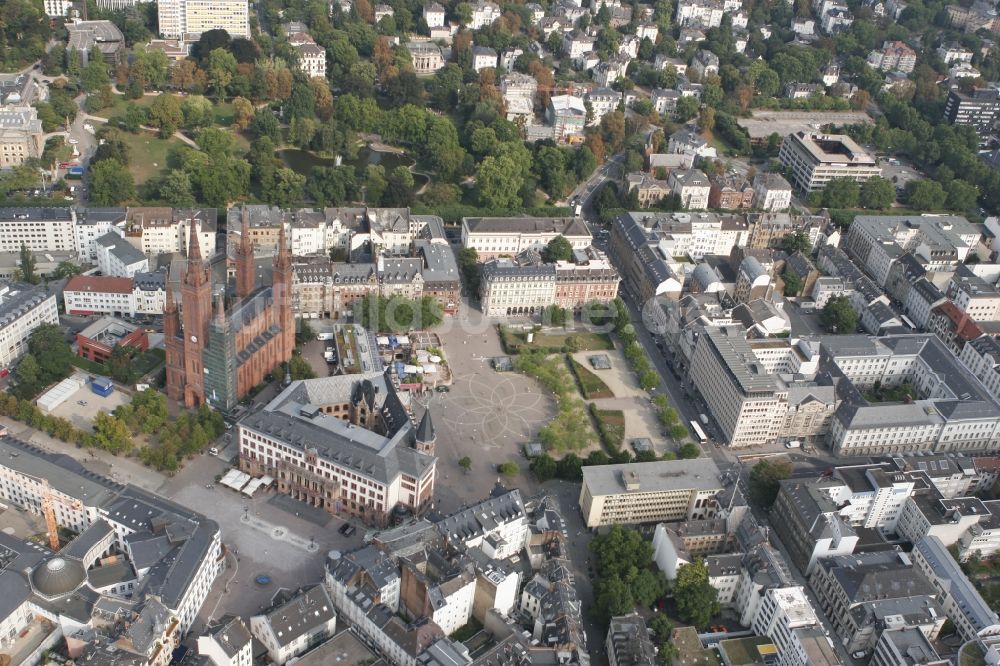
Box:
(190, 335), (198, 343)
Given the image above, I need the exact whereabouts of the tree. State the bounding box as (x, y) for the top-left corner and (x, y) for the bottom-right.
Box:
(18, 244), (37, 285)
(677, 443), (701, 459)
(81, 48), (111, 91)
(946, 179), (979, 212)
(542, 235), (574, 263)
(748, 459), (793, 507)
(529, 453), (557, 481)
(675, 96), (699, 122)
(906, 179), (947, 210)
(88, 159), (136, 205)
(458, 456), (472, 473)
(92, 412), (133, 455)
(158, 170), (197, 206)
(233, 96), (255, 130)
(477, 153), (523, 208)
(289, 355), (317, 380)
(698, 106), (716, 132)
(541, 305), (568, 327)
(673, 559), (720, 628)
(822, 178), (860, 208)
(498, 462), (519, 476)
(206, 48), (237, 100)
(820, 295), (858, 334)
(782, 271), (804, 297)
(859, 177), (895, 209)
(148, 94), (184, 137)
(52, 260), (82, 279)
(780, 231), (812, 255)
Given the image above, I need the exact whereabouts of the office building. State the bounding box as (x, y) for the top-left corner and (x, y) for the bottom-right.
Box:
(579, 459), (723, 528)
(158, 0), (250, 39)
(778, 132), (881, 191)
(66, 20), (125, 65)
(95, 231), (150, 278)
(0, 283), (58, 370)
(943, 87), (1000, 136)
(688, 325), (786, 448)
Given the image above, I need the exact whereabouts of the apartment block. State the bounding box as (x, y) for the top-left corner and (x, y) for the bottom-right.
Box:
(866, 40), (917, 72)
(778, 132), (881, 191)
(0, 208), (75, 254)
(461, 217), (591, 260)
(606, 615), (657, 666)
(124, 207), (217, 258)
(579, 459), (723, 528)
(752, 172), (793, 211)
(0, 283), (58, 370)
(911, 535), (1000, 641)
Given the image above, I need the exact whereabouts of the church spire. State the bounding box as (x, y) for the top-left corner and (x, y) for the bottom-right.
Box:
(274, 222), (291, 272)
(184, 220), (208, 287)
(236, 207), (255, 298)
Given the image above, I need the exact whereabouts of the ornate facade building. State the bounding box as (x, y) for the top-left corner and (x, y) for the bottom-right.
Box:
(165, 214), (295, 410)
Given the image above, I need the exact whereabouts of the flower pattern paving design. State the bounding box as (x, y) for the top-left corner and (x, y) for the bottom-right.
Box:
(438, 372), (553, 447)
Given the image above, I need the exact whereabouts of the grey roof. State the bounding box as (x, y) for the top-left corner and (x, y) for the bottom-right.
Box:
(0, 207), (72, 222)
(436, 485), (525, 545)
(96, 232), (147, 266)
(463, 217), (590, 238)
(0, 282), (53, 331)
(481, 259), (556, 280)
(583, 458), (722, 496)
(256, 585), (335, 649)
(819, 551), (934, 604)
(30, 556), (87, 597)
(915, 535), (1000, 634)
(700, 325), (780, 394)
(0, 533), (48, 623)
(133, 271), (166, 292)
(415, 409), (435, 443)
(76, 207), (127, 226)
(62, 519), (114, 561)
(241, 373), (435, 485)
(415, 240), (460, 285)
(606, 615), (656, 666)
(910, 277), (944, 305)
(86, 560), (135, 589)
(876, 628), (943, 665)
(0, 436), (119, 507)
(66, 20), (124, 52)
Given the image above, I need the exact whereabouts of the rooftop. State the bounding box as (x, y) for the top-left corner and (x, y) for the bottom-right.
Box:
(582, 458), (722, 495)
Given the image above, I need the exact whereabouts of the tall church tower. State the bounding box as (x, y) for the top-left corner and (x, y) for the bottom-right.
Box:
(273, 224), (296, 361)
(414, 409), (436, 455)
(163, 273), (185, 403)
(180, 221), (212, 407)
(235, 207), (256, 298)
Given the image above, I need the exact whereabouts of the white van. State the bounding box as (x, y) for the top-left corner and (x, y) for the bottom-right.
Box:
(316, 332), (333, 341)
(785, 440), (801, 449)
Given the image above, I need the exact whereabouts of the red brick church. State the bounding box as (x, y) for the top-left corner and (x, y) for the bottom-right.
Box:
(165, 212), (295, 409)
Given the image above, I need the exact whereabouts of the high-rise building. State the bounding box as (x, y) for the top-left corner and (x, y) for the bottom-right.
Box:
(943, 87), (1000, 136)
(164, 221), (294, 410)
(157, 0), (250, 40)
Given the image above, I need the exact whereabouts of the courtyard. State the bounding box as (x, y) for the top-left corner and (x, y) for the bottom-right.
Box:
(47, 374), (131, 432)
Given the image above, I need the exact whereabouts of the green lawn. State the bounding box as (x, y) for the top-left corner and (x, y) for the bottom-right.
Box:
(88, 94), (156, 120)
(117, 131), (185, 184)
(499, 326), (613, 354)
(570, 358), (613, 399)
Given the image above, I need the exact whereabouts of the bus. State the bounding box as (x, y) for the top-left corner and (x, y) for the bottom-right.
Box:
(690, 420), (708, 444)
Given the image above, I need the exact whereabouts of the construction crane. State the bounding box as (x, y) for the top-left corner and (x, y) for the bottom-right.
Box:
(40, 479), (81, 552)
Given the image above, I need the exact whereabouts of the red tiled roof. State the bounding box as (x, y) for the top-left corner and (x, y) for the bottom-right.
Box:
(64, 275), (134, 295)
(933, 301), (984, 341)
